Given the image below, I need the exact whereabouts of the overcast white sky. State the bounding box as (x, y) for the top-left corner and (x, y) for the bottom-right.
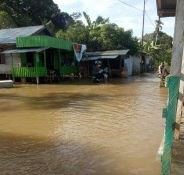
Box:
(53, 0), (175, 38)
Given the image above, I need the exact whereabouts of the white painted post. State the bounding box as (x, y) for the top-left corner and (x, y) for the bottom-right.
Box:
(170, 0), (184, 76)
(171, 0), (184, 139)
(36, 77), (39, 85)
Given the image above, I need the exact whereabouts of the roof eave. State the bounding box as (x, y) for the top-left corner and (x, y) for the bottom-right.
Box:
(156, 0), (176, 17)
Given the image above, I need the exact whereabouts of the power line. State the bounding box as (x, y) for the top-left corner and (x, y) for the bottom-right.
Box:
(117, 0), (142, 12)
(141, 0), (146, 46)
(117, 0), (156, 34)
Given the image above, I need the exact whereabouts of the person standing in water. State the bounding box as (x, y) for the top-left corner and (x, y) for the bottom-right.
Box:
(158, 62), (169, 87)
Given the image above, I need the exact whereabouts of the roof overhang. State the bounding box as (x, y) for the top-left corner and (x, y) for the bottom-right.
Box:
(86, 50), (130, 57)
(156, 0), (176, 17)
(82, 49), (129, 61)
(82, 55), (119, 61)
(1, 48), (48, 54)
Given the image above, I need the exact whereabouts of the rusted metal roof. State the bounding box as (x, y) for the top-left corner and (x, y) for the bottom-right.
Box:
(156, 0), (176, 17)
(0, 25), (45, 45)
(86, 50), (130, 56)
(82, 55), (119, 61)
(82, 50), (129, 61)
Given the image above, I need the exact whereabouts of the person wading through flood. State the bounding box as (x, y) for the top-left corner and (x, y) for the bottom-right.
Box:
(158, 62), (169, 87)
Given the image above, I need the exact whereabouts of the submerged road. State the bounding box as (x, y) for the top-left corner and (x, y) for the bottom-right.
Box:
(0, 74), (167, 175)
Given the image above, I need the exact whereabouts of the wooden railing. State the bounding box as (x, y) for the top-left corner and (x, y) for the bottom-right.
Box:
(12, 67), (47, 77)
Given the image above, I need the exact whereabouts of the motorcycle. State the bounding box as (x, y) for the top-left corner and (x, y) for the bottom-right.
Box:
(92, 68), (109, 83)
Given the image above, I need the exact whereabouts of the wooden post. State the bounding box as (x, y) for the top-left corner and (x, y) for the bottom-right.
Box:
(36, 77), (39, 85)
(35, 52), (40, 85)
(58, 50), (61, 74)
(87, 61), (90, 77)
(170, 0), (184, 139)
(44, 51), (47, 67)
(107, 59), (112, 77)
(11, 54), (15, 82)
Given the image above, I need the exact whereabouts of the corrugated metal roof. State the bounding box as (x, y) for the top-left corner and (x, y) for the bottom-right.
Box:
(86, 50), (129, 56)
(0, 25), (45, 45)
(156, 0), (176, 17)
(82, 55), (119, 61)
(1, 48), (48, 54)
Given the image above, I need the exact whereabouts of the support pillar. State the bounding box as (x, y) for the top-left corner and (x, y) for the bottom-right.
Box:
(170, 0), (184, 75)
(36, 77), (39, 85)
(44, 51), (47, 67)
(35, 52), (40, 85)
(58, 50), (61, 77)
(171, 0), (184, 139)
(11, 53), (15, 82)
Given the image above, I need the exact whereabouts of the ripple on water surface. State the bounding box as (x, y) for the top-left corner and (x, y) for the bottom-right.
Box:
(0, 74), (167, 175)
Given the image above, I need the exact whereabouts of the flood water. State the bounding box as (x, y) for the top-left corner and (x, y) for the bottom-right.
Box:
(0, 74), (167, 175)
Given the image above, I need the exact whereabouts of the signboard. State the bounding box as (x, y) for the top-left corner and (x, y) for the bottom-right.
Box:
(73, 44), (87, 62)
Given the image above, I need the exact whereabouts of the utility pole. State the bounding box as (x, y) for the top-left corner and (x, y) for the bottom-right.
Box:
(141, 0), (146, 46)
(141, 0), (146, 73)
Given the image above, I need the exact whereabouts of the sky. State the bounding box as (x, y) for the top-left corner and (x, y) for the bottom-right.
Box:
(53, 0), (175, 38)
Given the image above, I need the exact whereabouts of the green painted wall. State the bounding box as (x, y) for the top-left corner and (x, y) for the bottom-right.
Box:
(161, 76), (180, 175)
(20, 53), (27, 66)
(16, 36), (73, 51)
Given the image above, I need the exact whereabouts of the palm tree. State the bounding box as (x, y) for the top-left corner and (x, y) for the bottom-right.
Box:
(155, 19), (163, 44)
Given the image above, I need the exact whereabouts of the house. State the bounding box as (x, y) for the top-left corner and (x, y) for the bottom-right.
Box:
(0, 26), (82, 83)
(0, 25), (48, 79)
(81, 50), (142, 78)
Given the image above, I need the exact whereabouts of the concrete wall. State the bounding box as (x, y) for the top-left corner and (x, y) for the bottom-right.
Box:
(0, 54), (21, 74)
(124, 57), (133, 76)
(131, 56), (141, 75)
(124, 56), (146, 76)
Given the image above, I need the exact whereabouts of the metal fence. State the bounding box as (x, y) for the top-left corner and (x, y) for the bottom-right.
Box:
(161, 76), (180, 175)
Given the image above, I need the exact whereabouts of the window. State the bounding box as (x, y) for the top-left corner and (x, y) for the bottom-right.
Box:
(0, 55), (5, 64)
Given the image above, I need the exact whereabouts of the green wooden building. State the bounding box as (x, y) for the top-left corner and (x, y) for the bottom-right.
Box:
(0, 26), (80, 83)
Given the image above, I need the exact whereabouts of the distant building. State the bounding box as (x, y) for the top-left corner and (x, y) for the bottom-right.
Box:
(81, 50), (150, 78)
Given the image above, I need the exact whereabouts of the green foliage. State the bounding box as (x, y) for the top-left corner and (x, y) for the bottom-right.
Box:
(0, 11), (15, 29)
(83, 12), (92, 27)
(0, 0), (73, 30)
(95, 16), (109, 25)
(56, 21), (89, 44)
(56, 13), (139, 54)
(143, 31), (173, 66)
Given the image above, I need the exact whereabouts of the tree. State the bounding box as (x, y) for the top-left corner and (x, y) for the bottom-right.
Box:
(155, 19), (163, 44)
(0, 11), (15, 29)
(83, 12), (92, 28)
(56, 13), (139, 54)
(56, 21), (89, 44)
(95, 16), (109, 25)
(143, 31), (173, 66)
(0, 0), (73, 30)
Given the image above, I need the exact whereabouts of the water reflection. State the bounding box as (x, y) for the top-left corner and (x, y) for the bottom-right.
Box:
(0, 74), (167, 175)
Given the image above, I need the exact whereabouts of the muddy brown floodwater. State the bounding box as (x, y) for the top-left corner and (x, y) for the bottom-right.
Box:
(0, 74), (167, 175)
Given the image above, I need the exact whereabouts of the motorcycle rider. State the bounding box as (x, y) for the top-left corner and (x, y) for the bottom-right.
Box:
(92, 61), (108, 83)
